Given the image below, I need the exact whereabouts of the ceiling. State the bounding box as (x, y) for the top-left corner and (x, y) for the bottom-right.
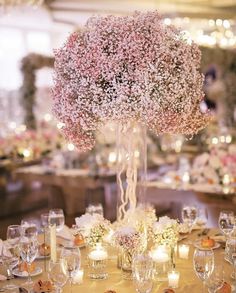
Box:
(1, 0), (236, 32)
(46, 0), (236, 27)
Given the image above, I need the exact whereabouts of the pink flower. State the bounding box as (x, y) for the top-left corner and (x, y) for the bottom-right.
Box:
(52, 11), (210, 151)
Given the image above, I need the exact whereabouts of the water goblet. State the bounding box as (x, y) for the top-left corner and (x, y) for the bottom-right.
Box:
(205, 266), (224, 293)
(86, 203), (104, 216)
(132, 254), (154, 293)
(182, 205), (198, 232)
(227, 238), (236, 279)
(49, 209), (65, 232)
(218, 211), (234, 238)
(193, 248), (214, 293)
(60, 246), (81, 293)
(197, 208), (208, 227)
(2, 225), (21, 291)
(41, 213), (50, 229)
(19, 235), (38, 289)
(21, 219), (38, 239)
(48, 259), (68, 293)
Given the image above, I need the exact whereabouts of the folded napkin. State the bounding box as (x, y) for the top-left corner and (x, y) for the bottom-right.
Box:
(211, 235), (226, 243)
(56, 226), (74, 242)
(0, 239), (12, 258)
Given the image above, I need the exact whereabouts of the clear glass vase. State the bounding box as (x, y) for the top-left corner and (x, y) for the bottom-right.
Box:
(121, 248), (135, 280)
(116, 121), (147, 221)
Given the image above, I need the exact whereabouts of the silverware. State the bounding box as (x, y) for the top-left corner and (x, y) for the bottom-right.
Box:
(6, 269), (14, 280)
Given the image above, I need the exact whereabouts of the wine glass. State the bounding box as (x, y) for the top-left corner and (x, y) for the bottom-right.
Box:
(19, 233), (38, 289)
(41, 213), (50, 229)
(205, 266), (224, 293)
(60, 246), (81, 293)
(48, 259), (68, 293)
(227, 238), (236, 279)
(2, 225), (21, 291)
(86, 204), (104, 216)
(197, 208), (208, 227)
(193, 248), (214, 293)
(182, 205), (198, 232)
(132, 254), (154, 293)
(21, 219), (38, 239)
(49, 209), (65, 232)
(218, 211), (234, 238)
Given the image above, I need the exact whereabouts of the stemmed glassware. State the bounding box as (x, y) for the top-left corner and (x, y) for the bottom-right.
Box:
(227, 238), (236, 279)
(193, 248), (214, 293)
(2, 225), (21, 291)
(49, 209), (65, 232)
(19, 227), (38, 289)
(21, 219), (38, 239)
(205, 266), (224, 293)
(218, 211), (234, 238)
(60, 246), (81, 293)
(182, 205), (198, 232)
(48, 260), (68, 293)
(132, 254), (154, 293)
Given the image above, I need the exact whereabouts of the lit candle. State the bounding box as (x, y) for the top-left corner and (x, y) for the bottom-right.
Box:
(223, 174), (231, 186)
(50, 225), (57, 262)
(168, 270), (180, 288)
(88, 244), (108, 261)
(73, 269), (84, 284)
(150, 247), (169, 263)
(178, 244), (189, 259)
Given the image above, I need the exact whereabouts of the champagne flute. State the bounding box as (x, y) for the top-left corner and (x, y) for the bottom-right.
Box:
(218, 211), (234, 238)
(193, 248), (214, 293)
(19, 235), (38, 289)
(132, 254), (154, 293)
(49, 209), (65, 232)
(205, 266), (224, 293)
(48, 260), (68, 293)
(182, 205), (198, 232)
(60, 246), (81, 293)
(2, 225), (21, 290)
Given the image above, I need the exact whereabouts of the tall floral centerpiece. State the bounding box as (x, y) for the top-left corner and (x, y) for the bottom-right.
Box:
(53, 11), (210, 220)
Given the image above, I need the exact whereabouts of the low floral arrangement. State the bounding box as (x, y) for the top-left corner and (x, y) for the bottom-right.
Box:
(152, 216), (179, 247)
(191, 144), (236, 185)
(114, 226), (144, 253)
(75, 213), (111, 247)
(0, 128), (64, 160)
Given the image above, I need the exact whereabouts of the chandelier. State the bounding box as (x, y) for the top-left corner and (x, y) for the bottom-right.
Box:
(0, 0), (44, 12)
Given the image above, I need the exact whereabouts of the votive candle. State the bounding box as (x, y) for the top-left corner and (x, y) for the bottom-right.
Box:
(168, 270), (180, 288)
(73, 269), (84, 284)
(178, 244), (189, 259)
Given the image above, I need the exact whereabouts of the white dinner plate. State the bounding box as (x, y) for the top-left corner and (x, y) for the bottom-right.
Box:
(12, 267), (42, 278)
(194, 240), (221, 250)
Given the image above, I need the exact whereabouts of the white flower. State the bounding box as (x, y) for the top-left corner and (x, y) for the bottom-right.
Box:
(75, 213), (105, 236)
(209, 155), (221, 169)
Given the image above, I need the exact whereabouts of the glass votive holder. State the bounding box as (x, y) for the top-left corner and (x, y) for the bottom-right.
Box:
(73, 269), (84, 284)
(178, 244), (189, 259)
(168, 270), (180, 288)
(88, 243), (108, 279)
(149, 245), (170, 281)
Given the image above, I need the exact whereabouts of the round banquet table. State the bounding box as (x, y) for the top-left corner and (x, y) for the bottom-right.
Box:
(0, 229), (233, 293)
